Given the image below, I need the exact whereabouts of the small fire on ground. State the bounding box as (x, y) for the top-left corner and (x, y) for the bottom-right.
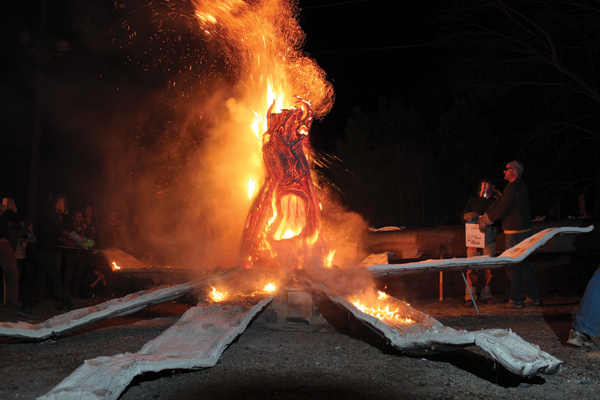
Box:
(208, 283), (277, 303)
(351, 291), (414, 324)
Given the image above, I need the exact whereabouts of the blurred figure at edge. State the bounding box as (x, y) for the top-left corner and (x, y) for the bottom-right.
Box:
(567, 266), (600, 347)
(0, 197), (24, 307)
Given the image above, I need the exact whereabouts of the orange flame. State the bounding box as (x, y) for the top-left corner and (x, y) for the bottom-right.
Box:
(352, 292), (413, 324)
(325, 249), (336, 269)
(247, 178), (258, 200)
(263, 283), (276, 292)
(209, 286), (227, 302)
(189, 1), (333, 269)
(191, 0), (334, 214)
(271, 194), (307, 241)
(112, 262), (121, 270)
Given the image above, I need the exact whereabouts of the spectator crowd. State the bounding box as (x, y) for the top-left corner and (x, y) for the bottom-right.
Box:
(0, 193), (147, 317)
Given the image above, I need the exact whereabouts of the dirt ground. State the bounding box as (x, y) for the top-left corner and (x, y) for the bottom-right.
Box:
(0, 291), (598, 400)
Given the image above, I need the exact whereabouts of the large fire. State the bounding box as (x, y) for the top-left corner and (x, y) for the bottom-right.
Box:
(105, 1), (412, 335)
(193, 0), (333, 268)
(241, 97), (321, 269)
(188, 0), (334, 271)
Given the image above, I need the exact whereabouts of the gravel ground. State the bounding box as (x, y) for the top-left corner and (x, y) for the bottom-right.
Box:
(0, 293), (599, 400)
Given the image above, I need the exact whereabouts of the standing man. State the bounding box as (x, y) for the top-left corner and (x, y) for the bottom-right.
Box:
(478, 161), (541, 309)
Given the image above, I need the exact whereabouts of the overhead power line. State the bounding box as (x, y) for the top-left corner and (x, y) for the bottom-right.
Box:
(311, 43), (434, 55)
(301, 0), (369, 10)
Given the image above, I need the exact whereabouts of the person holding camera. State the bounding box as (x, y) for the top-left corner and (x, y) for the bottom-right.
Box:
(461, 177), (499, 306)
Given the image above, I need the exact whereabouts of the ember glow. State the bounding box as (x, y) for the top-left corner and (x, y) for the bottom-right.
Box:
(112, 262), (121, 270)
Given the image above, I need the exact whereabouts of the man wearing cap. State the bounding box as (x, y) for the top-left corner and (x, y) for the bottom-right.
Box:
(478, 161), (541, 309)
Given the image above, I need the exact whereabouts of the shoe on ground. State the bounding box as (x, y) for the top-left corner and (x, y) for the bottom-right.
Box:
(483, 298), (494, 305)
(567, 329), (594, 347)
(17, 308), (37, 318)
(501, 301), (524, 309)
(464, 300), (474, 307)
(62, 306), (74, 314)
(524, 298), (542, 307)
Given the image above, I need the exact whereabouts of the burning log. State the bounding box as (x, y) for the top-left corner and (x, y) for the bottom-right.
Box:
(39, 293), (275, 400)
(300, 273), (563, 377)
(242, 97), (321, 269)
(0, 268), (240, 341)
(100, 248), (195, 285)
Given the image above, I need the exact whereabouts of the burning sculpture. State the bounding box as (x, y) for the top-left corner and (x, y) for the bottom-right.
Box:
(241, 97), (321, 269)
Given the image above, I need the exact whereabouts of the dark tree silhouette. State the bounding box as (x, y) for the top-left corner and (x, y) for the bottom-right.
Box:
(439, 0), (600, 218)
(331, 98), (499, 228)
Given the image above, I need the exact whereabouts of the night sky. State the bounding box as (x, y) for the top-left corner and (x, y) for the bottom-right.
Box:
(298, 1), (437, 147)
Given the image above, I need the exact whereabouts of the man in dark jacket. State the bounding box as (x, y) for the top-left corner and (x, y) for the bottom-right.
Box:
(478, 161), (541, 309)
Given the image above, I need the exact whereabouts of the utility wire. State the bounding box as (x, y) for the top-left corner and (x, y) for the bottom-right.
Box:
(311, 43), (434, 55)
(301, 0), (369, 10)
